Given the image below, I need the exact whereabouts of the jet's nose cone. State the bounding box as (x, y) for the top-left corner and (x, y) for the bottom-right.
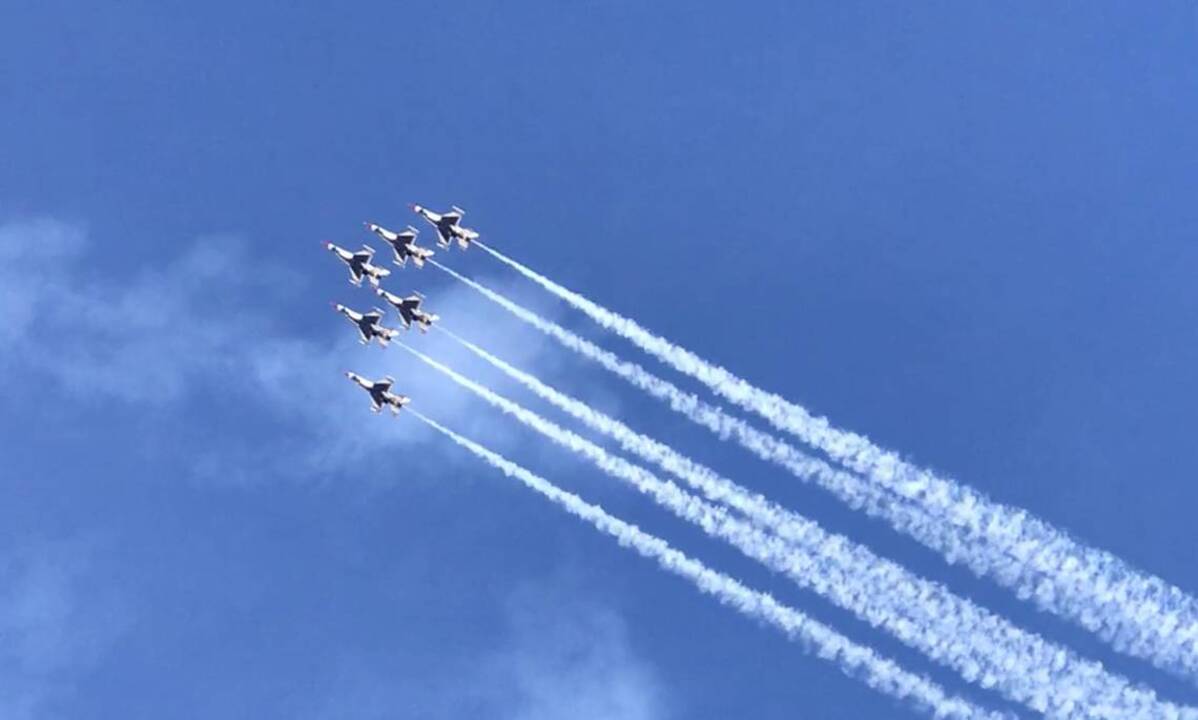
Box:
(410, 204), (423, 213)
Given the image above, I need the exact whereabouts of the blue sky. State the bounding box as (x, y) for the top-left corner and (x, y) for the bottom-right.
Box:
(3, 2), (1198, 717)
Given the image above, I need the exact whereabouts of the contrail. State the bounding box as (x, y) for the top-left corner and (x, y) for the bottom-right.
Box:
(410, 409), (1008, 720)
(399, 341), (1193, 719)
(431, 258), (1190, 680)
(466, 247), (1198, 681)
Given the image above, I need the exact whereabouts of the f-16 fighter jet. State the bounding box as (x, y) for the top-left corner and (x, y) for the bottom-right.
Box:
(376, 288), (440, 332)
(325, 242), (391, 287)
(411, 204), (479, 249)
(365, 223), (435, 268)
(333, 303), (400, 346)
(345, 372), (410, 415)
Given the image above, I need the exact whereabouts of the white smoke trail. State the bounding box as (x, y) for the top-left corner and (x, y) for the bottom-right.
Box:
(410, 408), (1008, 720)
(399, 341), (1193, 719)
(466, 247), (1198, 681)
(428, 260), (1128, 667)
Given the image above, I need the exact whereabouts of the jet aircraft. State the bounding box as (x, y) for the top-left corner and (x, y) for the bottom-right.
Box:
(411, 204), (479, 249)
(345, 372), (410, 415)
(376, 289), (440, 332)
(326, 242), (391, 287)
(333, 303), (399, 346)
(365, 223), (435, 268)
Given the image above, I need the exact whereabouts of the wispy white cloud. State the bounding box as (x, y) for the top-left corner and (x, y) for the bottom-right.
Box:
(0, 217), (563, 484)
(0, 536), (129, 720)
(304, 582), (669, 720)
(0, 218), (276, 403)
(491, 584), (668, 720)
(0, 218), (86, 347)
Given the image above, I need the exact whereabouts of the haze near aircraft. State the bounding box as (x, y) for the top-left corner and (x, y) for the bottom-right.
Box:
(411, 204), (479, 249)
(325, 242), (391, 287)
(345, 372), (410, 415)
(376, 289), (440, 332)
(333, 303), (399, 346)
(365, 223), (435, 268)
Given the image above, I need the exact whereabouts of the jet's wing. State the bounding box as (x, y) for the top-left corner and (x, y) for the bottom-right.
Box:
(374, 378), (393, 393)
(401, 296), (422, 310)
(361, 310), (383, 325)
(348, 264), (365, 283)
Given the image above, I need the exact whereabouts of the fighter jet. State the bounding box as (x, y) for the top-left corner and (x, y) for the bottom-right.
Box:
(345, 372), (410, 415)
(365, 222), (435, 268)
(411, 204), (480, 250)
(376, 288), (440, 332)
(325, 242), (391, 287)
(333, 303), (400, 346)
